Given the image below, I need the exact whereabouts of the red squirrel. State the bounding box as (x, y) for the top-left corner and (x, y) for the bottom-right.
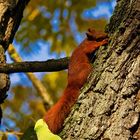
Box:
(43, 28), (108, 134)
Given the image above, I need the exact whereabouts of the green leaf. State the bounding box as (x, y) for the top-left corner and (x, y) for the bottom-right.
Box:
(20, 126), (37, 140)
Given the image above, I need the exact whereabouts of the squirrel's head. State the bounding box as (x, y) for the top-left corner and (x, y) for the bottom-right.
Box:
(86, 28), (108, 41)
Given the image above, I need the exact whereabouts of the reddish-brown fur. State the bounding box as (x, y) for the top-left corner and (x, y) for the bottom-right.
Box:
(44, 29), (108, 134)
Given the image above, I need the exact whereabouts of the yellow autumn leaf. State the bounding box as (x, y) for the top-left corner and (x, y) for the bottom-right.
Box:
(47, 73), (59, 89)
(28, 9), (40, 21)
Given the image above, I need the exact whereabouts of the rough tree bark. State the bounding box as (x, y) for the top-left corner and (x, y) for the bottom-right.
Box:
(60, 0), (140, 139)
(0, 0), (30, 121)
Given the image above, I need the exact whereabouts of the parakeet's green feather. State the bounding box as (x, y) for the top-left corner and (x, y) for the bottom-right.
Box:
(34, 119), (62, 140)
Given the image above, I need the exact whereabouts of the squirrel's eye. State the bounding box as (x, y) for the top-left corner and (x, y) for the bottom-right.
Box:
(96, 38), (104, 42)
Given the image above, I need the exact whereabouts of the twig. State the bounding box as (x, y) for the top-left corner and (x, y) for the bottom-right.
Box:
(0, 131), (23, 136)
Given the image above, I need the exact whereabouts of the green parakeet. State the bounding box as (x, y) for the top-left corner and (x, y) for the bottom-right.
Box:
(34, 119), (62, 140)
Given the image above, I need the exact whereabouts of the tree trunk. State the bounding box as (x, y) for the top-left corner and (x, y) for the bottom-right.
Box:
(61, 0), (140, 139)
(0, 0), (30, 121)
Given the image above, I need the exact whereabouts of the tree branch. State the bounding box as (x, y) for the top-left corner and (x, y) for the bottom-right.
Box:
(0, 57), (69, 73)
(1, 0), (30, 49)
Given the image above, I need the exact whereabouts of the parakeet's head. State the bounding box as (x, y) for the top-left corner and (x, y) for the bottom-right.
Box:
(34, 119), (62, 140)
(34, 119), (50, 132)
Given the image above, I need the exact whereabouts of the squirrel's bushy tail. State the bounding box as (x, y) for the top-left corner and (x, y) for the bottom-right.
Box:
(44, 85), (79, 134)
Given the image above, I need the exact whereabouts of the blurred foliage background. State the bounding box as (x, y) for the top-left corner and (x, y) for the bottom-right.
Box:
(0, 0), (116, 139)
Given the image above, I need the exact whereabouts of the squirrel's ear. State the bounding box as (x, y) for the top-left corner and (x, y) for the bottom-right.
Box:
(86, 28), (96, 40)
